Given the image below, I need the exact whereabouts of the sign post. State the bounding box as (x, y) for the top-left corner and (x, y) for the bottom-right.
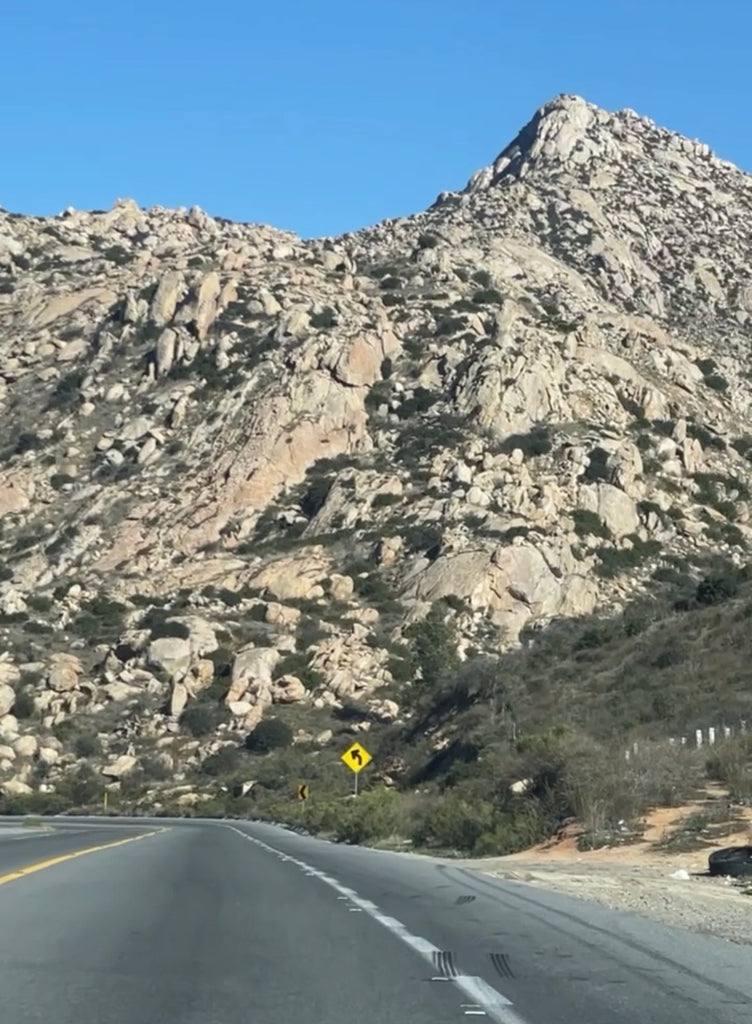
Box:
(340, 741), (372, 796)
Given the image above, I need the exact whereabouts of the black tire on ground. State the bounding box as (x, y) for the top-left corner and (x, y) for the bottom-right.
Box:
(708, 845), (752, 878)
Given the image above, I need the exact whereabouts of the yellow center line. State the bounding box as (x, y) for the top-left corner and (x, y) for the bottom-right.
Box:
(0, 827), (167, 888)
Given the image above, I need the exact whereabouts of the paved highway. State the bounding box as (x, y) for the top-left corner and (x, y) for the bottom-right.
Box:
(0, 817), (750, 1024)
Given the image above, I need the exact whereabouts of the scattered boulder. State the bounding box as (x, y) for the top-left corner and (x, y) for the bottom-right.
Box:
(13, 734), (37, 758)
(368, 698), (400, 723)
(271, 675), (307, 704)
(170, 681), (189, 718)
(0, 683), (15, 717)
(578, 483), (639, 539)
(101, 679), (140, 702)
(329, 574), (354, 601)
(226, 647), (280, 705)
(264, 602), (301, 628)
(150, 269), (184, 326)
(147, 637), (192, 678)
(249, 553), (331, 601)
(47, 654), (84, 693)
(0, 778), (33, 797)
(102, 754), (138, 779)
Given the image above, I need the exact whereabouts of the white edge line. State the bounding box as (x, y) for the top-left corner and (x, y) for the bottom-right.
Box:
(224, 825), (530, 1024)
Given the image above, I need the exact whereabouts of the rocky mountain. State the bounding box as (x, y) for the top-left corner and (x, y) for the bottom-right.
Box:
(1, 94), (752, 817)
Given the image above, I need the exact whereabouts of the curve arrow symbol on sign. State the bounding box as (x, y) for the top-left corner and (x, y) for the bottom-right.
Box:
(350, 750), (363, 766)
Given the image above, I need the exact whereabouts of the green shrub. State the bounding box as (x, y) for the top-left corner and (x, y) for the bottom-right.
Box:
(705, 735), (752, 801)
(705, 373), (729, 392)
(405, 603), (458, 695)
(695, 573), (740, 606)
(0, 610), (28, 624)
(69, 596), (127, 643)
(572, 508), (610, 539)
(200, 745), (242, 776)
(206, 646), (233, 682)
(0, 791), (72, 816)
(149, 619), (191, 640)
(573, 622), (620, 651)
(310, 306), (336, 329)
(12, 691), (35, 719)
(732, 436), (752, 459)
(435, 316), (466, 337)
(499, 426), (552, 457)
(472, 288), (504, 305)
(649, 637), (687, 669)
(50, 473), (77, 490)
(181, 704), (215, 737)
(581, 446), (611, 482)
(56, 765), (105, 808)
(14, 432), (46, 455)
(102, 245), (133, 264)
(295, 615), (328, 653)
(693, 472), (749, 518)
(331, 788), (405, 845)
(371, 492), (401, 509)
(387, 655), (415, 683)
(403, 335), (424, 360)
(352, 573), (401, 612)
(396, 387), (439, 419)
(594, 537), (661, 578)
(140, 756), (171, 781)
(74, 734), (101, 758)
(686, 423), (726, 451)
(402, 523), (442, 558)
(46, 368), (85, 411)
(410, 793), (496, 853)
(275, 651), (315, 682)
(245, 718), (294, 753)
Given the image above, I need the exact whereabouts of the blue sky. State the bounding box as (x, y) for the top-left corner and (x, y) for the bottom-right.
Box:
(2, 1), (750, 238)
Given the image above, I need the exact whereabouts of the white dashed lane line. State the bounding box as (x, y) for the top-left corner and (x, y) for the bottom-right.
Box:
(226, 825), (531, 1024)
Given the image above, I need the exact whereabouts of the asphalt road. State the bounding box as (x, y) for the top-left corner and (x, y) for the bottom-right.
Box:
(0, 820), (151, 877)
(0, 816), (750, 1024)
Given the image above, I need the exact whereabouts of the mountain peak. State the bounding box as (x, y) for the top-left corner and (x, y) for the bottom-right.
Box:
(461, 94), (718, 193)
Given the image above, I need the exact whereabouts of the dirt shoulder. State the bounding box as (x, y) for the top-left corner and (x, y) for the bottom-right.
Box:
(459, 795), (752, 945)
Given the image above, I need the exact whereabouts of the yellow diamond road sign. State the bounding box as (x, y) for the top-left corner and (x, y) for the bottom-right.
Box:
(341, 741), (372, 774)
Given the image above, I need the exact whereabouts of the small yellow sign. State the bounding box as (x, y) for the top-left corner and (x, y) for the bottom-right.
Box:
(297, 784), (309, 801)
(340, 741), (372, 774)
